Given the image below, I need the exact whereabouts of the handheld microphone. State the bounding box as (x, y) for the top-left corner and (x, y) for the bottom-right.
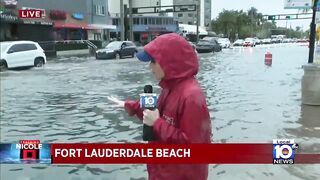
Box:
(140, 85), (157, 141)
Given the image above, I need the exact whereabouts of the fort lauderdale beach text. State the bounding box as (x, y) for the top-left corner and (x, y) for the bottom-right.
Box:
(54, 148), (191, 158)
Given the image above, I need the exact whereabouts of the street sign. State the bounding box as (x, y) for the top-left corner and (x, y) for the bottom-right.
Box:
(284, 0), (312, 9)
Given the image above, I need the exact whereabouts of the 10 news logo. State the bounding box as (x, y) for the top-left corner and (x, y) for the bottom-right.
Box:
(140, 93), (157, 109)
(273, 139), (298, 164)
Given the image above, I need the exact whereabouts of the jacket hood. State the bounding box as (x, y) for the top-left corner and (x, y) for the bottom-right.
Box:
(144, 33), (199, 88)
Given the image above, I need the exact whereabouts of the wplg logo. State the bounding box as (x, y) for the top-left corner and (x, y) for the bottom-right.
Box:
(140, 93), (157, 109)
(273, 139), (299, 164)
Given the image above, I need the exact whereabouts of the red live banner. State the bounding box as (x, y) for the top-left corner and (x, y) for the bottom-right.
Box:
(50, 144), (320, 164)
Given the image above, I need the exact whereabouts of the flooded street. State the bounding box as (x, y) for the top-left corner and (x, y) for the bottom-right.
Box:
(1, 44), (319, 179)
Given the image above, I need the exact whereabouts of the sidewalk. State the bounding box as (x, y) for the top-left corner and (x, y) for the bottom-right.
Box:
(56, 49), (91, 57)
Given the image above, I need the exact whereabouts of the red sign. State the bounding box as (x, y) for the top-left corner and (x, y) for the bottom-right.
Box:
(19, 10), (43, 18)
(50, 143), (320, 164)
(49, 10), (67, 20)
(18, 140), (41, 160)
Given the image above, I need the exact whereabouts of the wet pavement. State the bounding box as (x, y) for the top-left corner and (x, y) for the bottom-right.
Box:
(1, 44), (319, 180)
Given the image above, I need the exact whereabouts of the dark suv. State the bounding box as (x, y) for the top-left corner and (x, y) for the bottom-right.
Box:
(196, 38), (222, 53)
(96, 41), (138, 60)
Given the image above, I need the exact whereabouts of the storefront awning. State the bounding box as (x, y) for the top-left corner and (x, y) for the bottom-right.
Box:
(53, 22), (89, 29)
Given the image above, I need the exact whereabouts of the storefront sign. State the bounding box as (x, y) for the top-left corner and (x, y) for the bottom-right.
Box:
(146, 26), (167, 31)
(22, 7), (46, 17)
(23, 20), (53, 26)
(0, 13), (20, 23)
(19, 9), (44, 19)
(72, 13), (84, 20)
(49, 10), (66, 20)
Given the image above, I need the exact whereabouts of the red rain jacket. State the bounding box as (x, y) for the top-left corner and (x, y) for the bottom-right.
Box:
(125, 33), (212, 180)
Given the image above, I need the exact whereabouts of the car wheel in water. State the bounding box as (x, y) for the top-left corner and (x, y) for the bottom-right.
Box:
(115, 53), (121, 60)
(132, 51), (136, 58)
(0, 60), (8, 71)
(34, 58), (44, 67)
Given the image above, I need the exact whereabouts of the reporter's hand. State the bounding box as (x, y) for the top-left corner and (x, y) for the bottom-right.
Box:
(107, 96), (125, 108)
(143, 109), (160, 126)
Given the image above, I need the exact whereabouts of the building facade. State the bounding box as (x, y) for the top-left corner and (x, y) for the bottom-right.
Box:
(108, 0), (162, 17)
(108, 0), (178, 44)
(172, 0), (211, 27)
(112, 16), (177, 44)
(0, 0), (115, 41)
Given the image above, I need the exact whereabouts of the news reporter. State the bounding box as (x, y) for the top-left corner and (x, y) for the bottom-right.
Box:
(108, 33), (212, 180)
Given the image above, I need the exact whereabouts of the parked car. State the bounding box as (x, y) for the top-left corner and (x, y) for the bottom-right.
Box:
(196, 39), (222, 53)
(233, 39), (244, 46)
(0, 41), (46, 71)
(95, 41), (138, 60)
(243, 38), (256, 47)
(261, 38), (272, 44)
(253, 37), (262, 45)
(271, 38), (281, 44)
(218, 38), (231, 48)
(200, 37), (222, 52)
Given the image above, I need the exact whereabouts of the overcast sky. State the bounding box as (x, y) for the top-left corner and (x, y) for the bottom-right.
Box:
(211, 0), (313, 31)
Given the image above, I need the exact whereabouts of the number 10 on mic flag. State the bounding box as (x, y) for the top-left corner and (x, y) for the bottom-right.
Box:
(140, 93), (157, 109)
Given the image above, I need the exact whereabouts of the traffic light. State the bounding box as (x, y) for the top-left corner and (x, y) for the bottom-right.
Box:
(268, 15), (276, 20)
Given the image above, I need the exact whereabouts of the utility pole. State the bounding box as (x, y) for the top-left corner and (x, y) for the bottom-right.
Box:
(129, 0), (133, 41)
(308, 0), (318, 63)
(250, 10), (253, 37)
(120, 0), (125, 41)
(196, 0), (200, 43)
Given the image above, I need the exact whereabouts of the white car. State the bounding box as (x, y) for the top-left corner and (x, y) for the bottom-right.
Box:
(0, 41), (46, 71)
(243, 38), (256, 47)
(261, 38), (272, 44)
(218, 38), (231, 48)
(233, 39), (244, 46)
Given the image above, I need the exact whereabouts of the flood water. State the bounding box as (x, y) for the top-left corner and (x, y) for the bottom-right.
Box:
(1, 44), (319, 180)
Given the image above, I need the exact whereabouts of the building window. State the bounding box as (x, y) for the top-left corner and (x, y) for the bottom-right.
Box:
(144, 18), (148, 25)
(151, 18), (155, 25)
(95, 5), (105, 16)
(188, 13), (193, 17)
(94, 33), (102, 40)
(112, 19), (119, 25)
(156, 18), (160, 25)
(178, 13), (183, 17)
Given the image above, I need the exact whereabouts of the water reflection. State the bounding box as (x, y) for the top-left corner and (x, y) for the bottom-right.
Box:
(1, 45), (319, 180)
(284, 105), (320, 152)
